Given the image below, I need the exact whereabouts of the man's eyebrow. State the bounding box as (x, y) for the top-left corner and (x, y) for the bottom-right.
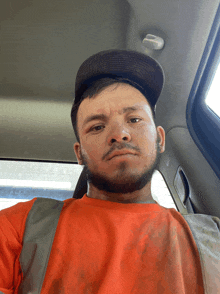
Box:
(120, 105), (143, 114)
(83, 114), (107, 127)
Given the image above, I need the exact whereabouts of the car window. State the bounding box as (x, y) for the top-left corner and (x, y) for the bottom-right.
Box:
(186, 8), (220, 182)
(0, 161), (83, 210)
(205, 60), (220, 118)
(151, 170), (177, 210)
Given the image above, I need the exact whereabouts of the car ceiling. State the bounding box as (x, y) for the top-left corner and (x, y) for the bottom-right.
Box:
(1, 0), (220, 215)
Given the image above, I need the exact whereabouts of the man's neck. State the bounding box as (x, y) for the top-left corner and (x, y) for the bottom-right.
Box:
(86, 182), (155, 204)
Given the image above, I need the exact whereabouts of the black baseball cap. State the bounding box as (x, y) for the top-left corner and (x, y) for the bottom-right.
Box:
(73, 49), (164, 112)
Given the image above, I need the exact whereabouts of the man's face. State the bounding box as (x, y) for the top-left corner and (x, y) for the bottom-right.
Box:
(74, 83), (165, 194)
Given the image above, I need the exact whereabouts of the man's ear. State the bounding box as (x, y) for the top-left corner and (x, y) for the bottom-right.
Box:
(74, 142), (83, 165)
(157, 126), (165, 153)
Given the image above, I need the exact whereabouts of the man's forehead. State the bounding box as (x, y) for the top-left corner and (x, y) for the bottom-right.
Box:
(76, 83), (153, 127)
(79, 98), (150, 117)
(81, 83), (150, 110)
(78, 103), (153, 134)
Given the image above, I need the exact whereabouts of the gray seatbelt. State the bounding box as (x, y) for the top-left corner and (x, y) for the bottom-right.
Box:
(182, 214), (220, 294)
(18, 198), (64, 294)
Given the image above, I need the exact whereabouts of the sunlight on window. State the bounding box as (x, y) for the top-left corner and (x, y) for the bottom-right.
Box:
(0, 198), (29, 211)
(0, 179), (71, 189)
(0, 161), (83, 210)
(205, 61), (220, 117)
(151, 170), (177, 210)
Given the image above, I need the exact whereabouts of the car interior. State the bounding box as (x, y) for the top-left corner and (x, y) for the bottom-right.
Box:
(0, 0), (220, 218)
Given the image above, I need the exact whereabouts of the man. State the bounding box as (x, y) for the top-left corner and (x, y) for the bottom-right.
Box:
(0, 50), (210, 293)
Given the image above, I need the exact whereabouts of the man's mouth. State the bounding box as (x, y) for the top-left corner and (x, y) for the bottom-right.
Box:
(107, 150), (137, 161)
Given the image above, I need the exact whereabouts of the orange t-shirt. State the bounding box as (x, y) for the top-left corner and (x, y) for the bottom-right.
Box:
(0, 195), (204, 293)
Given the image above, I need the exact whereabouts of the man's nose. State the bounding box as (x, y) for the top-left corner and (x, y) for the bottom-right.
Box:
(107, 124), (131, 145)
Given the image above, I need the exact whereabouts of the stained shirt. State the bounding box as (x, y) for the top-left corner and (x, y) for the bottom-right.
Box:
(0, 194), (204, 293)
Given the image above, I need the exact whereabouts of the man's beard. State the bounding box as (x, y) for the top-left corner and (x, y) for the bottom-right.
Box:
(81, 137), (161, 194)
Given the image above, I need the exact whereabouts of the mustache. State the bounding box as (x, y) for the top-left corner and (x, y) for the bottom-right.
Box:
(102, 142), (141, 160)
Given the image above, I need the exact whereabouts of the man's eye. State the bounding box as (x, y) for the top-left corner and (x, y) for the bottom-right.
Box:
(129, 118), (141, 123)
(90, 125), (105, 132)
